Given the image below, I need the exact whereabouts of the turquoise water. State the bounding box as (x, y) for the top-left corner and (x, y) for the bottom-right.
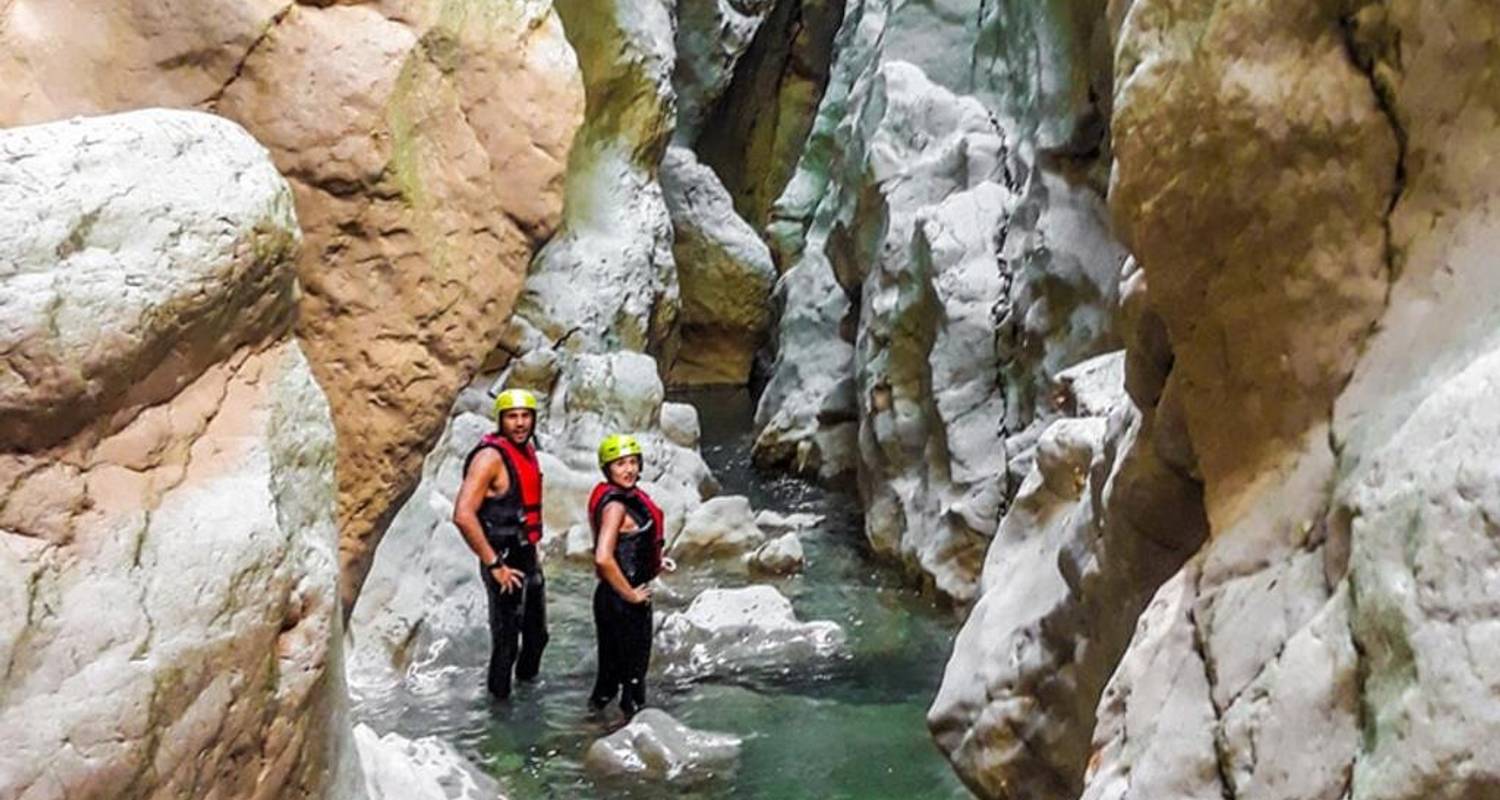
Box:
(360, 388), (972, 799)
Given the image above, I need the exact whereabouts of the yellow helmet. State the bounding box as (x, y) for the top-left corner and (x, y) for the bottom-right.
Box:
(597, 433), (644, 469)
(493, 388), (538, 419)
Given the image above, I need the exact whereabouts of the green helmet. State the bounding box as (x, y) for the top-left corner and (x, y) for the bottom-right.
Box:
(597, 433), (644, 469)
(493, 388), (538, 419)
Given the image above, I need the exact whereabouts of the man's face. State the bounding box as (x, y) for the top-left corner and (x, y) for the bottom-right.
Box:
(500, 409), (534, 444)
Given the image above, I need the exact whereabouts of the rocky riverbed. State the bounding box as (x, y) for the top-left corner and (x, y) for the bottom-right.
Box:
(348, 388), (969, 798)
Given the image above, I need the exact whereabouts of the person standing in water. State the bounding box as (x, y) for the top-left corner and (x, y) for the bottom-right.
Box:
(452, 388), (549, 700)
(588, 434), (675, 717)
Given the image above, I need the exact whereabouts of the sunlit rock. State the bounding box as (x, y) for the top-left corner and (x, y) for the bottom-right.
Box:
(0, 1), (586, 609)
(584, 708), (741, 784)
(356, 724), (505, 800)
(670, 496), (767, 562)
(0, 110), (356, 800)
(748, 532), (806, 575)
(655, 585), (845, 681)
(753, 510), (825, 532)
(660, 146), (776, 386)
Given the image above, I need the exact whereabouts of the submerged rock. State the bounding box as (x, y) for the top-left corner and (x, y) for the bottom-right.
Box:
(356, 725), (505, 800)
(584, 708), (741, 784)
(655, 585), (845, 681)
(670, 496), (767, 561)
(748, 532), (806, 575)
(754, 509), (825, 532)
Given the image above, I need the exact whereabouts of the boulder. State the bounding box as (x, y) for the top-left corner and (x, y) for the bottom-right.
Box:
(584, 708), (741, 784)
(356, 724), (505, 800)
(0, 110), (296, 450)
(753, 510), (825, 532)
(660, 146), (777, 386)
(0, 0), (587, 610)
(748, 532), (806, 575)
(0, 111), (355, 800)
(670, 496), (767, 561)
(655, 585), (846, 681)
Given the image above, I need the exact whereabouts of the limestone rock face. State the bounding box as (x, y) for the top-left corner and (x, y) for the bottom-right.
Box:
(512, 0), (679, 360)
(660, 147), (777, 386)
(0, 111), (355, 800)
(1079, 2), (1500, 800)
(655, 585), (846, 681)
(672, 0), (777, 145)
(0, 0), (586, 611)
(929, 351), (1206, 799)
(0, 110), (297, 451)
(584, 708), (742, 784)
(755, 0), (1124, 604)
(840, 67), (1010, 602)
(696, 0), (845, 230)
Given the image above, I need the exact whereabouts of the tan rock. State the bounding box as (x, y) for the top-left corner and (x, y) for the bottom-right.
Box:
(1109, 0), (1397, 529)
(0, 0), (586, 609)
(0, 110), (356, 800)
(661, 146), (776, 386)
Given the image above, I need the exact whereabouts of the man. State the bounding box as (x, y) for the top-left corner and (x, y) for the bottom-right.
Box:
(452, 388), (548, 699)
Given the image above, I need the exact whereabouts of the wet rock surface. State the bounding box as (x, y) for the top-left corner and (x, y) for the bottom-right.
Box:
(749, 531), (806, 575)
(583, 708), (742, 784)
(655, 585), (847, 682)
(356, 724), (507, 800)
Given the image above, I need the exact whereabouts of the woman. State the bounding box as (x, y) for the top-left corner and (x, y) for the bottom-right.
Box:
(587, 434), (675, 717)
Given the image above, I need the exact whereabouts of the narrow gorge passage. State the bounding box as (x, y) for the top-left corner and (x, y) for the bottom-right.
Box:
(350, 388), (969, 799)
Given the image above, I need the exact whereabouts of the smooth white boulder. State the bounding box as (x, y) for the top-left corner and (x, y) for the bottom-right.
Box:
(670, 496), (767, 561)
(748, 532), (806, 575)
(356, 724), (505, 800)
(584, 708), (741, 784)
(655, 585), (845, 681)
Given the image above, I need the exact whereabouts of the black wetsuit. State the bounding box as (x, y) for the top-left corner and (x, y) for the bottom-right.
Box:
(463, 440), (548, 699)
(589, 489), (661, 715)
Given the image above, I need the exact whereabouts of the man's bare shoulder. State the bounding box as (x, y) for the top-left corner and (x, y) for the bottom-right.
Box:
(465, 447), (505, 477)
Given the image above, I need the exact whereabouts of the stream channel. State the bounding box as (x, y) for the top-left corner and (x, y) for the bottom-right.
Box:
(352, 388), (972, 798)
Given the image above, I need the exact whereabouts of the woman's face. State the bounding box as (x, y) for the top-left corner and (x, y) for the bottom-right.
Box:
(607, 454), (641, 487)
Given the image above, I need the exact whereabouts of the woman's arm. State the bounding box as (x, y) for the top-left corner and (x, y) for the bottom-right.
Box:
(594, 502), (651, 603)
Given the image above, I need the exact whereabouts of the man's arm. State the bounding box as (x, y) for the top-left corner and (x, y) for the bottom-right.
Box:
(452, 449), (522, 591)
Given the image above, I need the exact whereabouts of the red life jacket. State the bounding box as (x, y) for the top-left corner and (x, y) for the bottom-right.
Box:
(587, 482), (665, 580)
(464, 433), (545, 544)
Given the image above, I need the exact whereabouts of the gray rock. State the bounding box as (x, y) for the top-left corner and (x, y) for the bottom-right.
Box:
(655, 585), (845, 681)
(584, 708), (741, 784)
(672, 0), (777, 144)
(670, 496), (767, 561)
(356, 725), (505, 800)
(748, 532), (806, 575)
